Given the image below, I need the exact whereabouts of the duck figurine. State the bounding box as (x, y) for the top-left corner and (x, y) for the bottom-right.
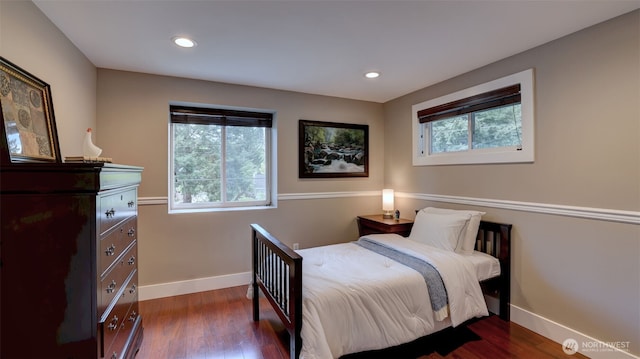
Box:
(83, 128), (102, 157)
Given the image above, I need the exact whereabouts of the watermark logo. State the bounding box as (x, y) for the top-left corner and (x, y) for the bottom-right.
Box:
(562, 338), (579, 355)
(562, 338), (631, 355)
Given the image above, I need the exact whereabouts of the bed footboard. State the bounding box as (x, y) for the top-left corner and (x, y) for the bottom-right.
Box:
(251, 224), (302, 359)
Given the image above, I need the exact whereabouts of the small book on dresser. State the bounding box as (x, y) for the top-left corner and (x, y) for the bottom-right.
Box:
(64, 155), (113, 163)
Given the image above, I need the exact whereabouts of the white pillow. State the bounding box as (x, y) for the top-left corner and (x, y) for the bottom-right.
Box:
(408, 211), (471, 251)
(422, 207), (486, 255)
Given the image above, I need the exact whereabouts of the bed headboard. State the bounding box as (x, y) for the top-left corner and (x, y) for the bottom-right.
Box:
(477, 220), (512, 320)
(412, 210), (512, 320)
(476, 220), (511, 263)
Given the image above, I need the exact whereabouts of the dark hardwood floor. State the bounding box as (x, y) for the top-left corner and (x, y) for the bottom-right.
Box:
(135, 286), (585, 359)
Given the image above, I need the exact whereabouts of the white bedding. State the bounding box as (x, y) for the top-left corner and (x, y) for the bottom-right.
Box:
(297, 233), (489, 359)
(465, 250), (501, 281)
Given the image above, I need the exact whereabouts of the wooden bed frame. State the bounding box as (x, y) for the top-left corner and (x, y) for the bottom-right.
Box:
(251, 220), (512, 359)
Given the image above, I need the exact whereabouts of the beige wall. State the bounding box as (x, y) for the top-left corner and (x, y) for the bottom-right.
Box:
(95, 69), (384, 196)
(96, 69), (385, 284)
(384, 10), (639, 354)
(0, 0), (96, 157)
(384, 11), (639, 211)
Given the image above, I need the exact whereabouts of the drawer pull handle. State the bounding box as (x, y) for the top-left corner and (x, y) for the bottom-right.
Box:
(105, 244), (116, 256)
(128, 200), (135, 208)
(127, 228), (135, 237)
(129, 284), (137, 294)
(128, 256), (136, 265)
(105, 208), (115, 218)
(106, 280), (117, 293)
(108, 315), (119, 331)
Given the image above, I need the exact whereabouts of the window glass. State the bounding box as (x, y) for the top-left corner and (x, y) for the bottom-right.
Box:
(173, 123), (222, 205)
(472, 104), (522, 150)
(430, 115), (469, 154)
(224, 125), (267, 203)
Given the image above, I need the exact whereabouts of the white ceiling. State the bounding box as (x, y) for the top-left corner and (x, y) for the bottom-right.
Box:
(34, 0), (639, 103)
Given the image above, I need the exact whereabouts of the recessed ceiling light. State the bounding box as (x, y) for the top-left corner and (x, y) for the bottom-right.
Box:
(172, 36), (197, 48)
(364, 71), (380, 79)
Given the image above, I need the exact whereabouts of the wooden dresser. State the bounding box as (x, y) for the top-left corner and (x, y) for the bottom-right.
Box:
(0, 163), (144, 359)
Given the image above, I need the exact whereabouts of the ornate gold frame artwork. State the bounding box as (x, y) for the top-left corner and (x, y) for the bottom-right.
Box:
(0, 57), (60, 163)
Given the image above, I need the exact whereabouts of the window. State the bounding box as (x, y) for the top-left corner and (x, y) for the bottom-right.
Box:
(412, 69), (534, 165)
(169, 104), (274, 212)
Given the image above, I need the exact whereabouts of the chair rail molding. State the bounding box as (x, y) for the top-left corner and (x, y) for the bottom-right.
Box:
(401, 192), (640, 225)
(138, 192), (639, 225)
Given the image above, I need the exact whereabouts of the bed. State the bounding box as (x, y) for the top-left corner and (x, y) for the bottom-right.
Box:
(251, 209), (512, 359)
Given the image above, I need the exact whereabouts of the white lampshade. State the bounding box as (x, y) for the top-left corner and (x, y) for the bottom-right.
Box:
(382, 189), (394, 218)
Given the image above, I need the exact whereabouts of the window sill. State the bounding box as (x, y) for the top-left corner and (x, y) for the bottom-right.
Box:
(414, 146), (533, 166)
(169, 204), (276, 214)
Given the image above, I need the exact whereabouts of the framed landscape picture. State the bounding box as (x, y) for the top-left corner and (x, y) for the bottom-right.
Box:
(299, 119), (368, 178)
(0, 57), (61, 164)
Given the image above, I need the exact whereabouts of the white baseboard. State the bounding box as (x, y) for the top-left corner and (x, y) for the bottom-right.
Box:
(511, 305), (638, 359)
(138, 271), (252, 301)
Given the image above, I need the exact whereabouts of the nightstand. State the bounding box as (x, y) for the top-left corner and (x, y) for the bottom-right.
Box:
(356, 214), (414, 237)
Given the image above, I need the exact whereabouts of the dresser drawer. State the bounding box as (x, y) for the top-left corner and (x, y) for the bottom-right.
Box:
(99, 188), (137, 235)
(100, 218), (137, 276)
(100, 243), (137, 313)
(105, 302), (140, 359)
(100, 268), (138, 358)
(100, 287), (131, 357)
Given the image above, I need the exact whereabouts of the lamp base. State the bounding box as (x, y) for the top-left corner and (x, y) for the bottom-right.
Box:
(382, 211), (394, 219)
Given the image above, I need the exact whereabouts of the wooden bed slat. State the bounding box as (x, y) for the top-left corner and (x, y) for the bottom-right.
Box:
(252, 224), (302, 359)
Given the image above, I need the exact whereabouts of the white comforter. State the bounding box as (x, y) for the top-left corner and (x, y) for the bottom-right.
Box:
(297, 234), (488, 359)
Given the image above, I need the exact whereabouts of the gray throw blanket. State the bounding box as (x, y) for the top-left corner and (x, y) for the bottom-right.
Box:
(356, 237), (448, 319)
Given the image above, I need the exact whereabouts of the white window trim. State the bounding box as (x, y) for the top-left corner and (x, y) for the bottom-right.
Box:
(412, 68), (535, 166)
(167, 102), (277, 213)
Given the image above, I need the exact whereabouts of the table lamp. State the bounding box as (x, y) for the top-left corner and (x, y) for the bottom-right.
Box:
(382, 189), (394, 219)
